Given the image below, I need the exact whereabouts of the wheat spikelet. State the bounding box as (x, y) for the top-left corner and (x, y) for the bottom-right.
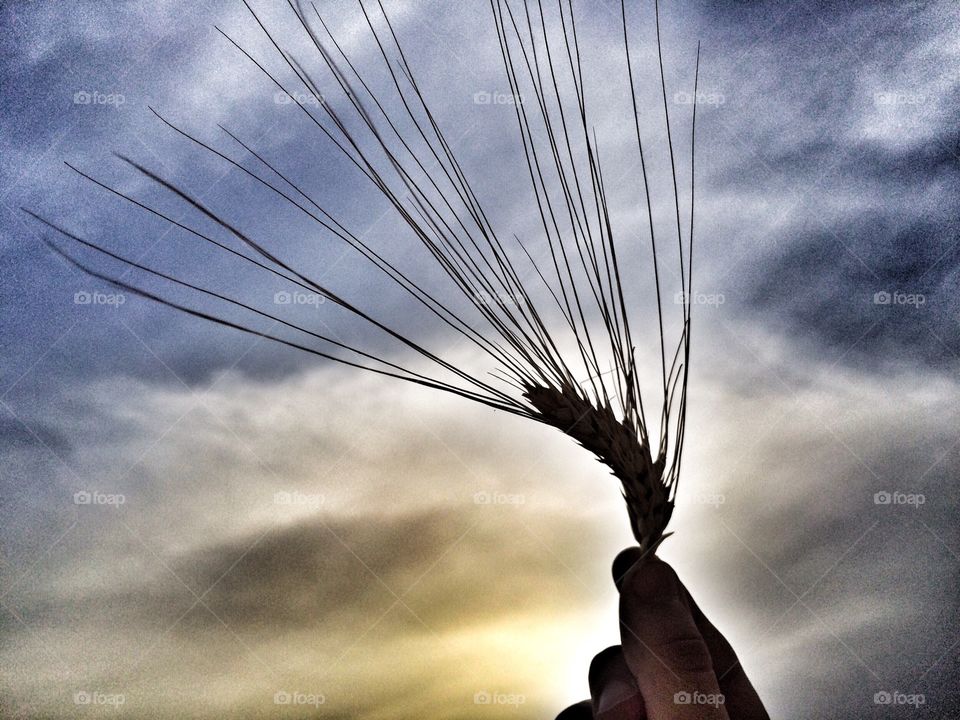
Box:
(525, 382), (672, 553)
(27, 0), (701, 552)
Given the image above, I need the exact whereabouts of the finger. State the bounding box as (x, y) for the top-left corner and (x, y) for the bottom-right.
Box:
(619, 558), (728, 719)
(683, 589), (769, 720)
(612, 547), (645, 592)
(555, 699), (593, 719)
(588, 645), (646, 719)
(614, 550), (768, 718)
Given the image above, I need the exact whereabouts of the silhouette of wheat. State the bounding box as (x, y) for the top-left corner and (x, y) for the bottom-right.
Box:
(29, 0), (701, 554)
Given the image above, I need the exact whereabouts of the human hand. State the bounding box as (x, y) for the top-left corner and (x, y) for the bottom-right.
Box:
(556, 548), (770, 719)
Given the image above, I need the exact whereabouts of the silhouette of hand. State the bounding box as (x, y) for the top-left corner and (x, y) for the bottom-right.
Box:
(556, 548), (769, 719)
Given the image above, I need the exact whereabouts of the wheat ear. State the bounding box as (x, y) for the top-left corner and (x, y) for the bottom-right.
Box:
(26, 0), (701, 550)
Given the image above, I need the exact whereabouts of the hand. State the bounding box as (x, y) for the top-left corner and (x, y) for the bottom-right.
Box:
(556, 548), (770, 719)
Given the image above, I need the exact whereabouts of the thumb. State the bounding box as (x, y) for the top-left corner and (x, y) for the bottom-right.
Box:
(619, 558), (728, 719)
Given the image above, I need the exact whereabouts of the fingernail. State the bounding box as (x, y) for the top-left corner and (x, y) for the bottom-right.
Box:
(597, 678), (637, 713)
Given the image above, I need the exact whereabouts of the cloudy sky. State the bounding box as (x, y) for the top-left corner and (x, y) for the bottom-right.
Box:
(2, 0), (959, 718)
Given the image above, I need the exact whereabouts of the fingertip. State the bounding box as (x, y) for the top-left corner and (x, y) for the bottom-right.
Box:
(587, 645), (623, 687)
(587, 646), (645, 719)
(611, 547), (643, 591)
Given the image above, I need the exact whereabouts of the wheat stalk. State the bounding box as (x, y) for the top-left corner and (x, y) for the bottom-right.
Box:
(27, 0), (701, 554)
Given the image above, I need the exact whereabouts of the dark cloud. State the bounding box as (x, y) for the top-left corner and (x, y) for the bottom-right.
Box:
(1, 502), (610, 718)
(743, 209), (960, 369)
(0, 415), (74, 457)
(2, 505), (604, 638)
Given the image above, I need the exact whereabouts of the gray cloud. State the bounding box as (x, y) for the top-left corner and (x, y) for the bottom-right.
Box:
(3, 0), (960, 718)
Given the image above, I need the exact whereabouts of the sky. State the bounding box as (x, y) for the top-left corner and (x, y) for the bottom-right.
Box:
(2, 0), (959, 718)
